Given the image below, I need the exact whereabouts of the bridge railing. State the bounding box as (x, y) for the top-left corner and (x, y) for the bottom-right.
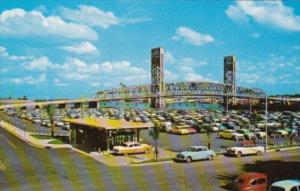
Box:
(96, 82), (266, 100)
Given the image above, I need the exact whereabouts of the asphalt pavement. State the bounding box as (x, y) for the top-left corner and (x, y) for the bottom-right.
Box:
(1, 126), (300, 191)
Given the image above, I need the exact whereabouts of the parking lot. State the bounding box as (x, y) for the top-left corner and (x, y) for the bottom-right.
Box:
(1, 107), (300, 155)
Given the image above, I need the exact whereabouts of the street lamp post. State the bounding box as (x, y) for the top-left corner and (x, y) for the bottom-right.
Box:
(264, 95), (268, 151)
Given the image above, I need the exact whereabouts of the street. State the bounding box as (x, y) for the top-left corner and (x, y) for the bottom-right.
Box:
(1, 127), (300, 191)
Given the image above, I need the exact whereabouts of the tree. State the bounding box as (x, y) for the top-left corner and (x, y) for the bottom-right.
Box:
(203, 123), (212, 149)
(149, 122), (160, 160)
(46, 104), (55, 137)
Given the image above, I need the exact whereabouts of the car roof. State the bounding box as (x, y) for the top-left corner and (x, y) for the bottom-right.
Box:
(124, 141), (139, 144)
(238, 172), (267, 180)
(190, 146), (207, 149)
(272, 180), (300, 189)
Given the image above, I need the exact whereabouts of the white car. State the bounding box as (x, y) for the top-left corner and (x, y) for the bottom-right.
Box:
(226, 141), (264, 157)
(113, 141), (153, 155)
(269, 180), (300, 191)
(254, 131), (266, 139)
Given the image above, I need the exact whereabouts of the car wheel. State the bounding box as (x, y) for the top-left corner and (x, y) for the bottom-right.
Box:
(236, 151), (242, 157)
(186, 157), (192, 163)
(256, 151), (262, 156)
(207, 155), (213, 160)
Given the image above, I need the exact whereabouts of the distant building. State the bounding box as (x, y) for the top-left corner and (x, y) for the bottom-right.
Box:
(224, 55), (236, 95)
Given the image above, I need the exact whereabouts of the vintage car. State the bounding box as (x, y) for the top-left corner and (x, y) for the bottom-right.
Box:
(219, 129), (245, 141)
(186, 127), (197, 134)
(169, 127), (190, 135)
(175, 146), (215, 163)
(236, 129), (257, 140)
(226, 141), (264, 157)
(270, 129), (289, 137)
(269, 180), (300, 191)
(234, 172), (267, 191)
(253, 129), (266, 139)
(113, 142), (153, 155)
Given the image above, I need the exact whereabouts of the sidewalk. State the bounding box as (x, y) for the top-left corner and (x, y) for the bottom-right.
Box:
(0, 120), (70, 149)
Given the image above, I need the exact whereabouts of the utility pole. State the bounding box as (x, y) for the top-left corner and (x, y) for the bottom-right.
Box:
(264, 95), (268, 151)
(226, 91), (229, 117)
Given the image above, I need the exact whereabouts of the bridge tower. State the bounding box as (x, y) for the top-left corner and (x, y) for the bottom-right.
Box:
(151, 47), (165, 109)
(224, 55), (236, 112)
(224, 55), (236, 94)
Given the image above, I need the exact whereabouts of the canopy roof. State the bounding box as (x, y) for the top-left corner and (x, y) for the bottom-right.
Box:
(64, 118), (153, 130)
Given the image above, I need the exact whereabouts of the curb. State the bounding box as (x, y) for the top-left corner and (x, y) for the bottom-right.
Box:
(129, 160), (173, 166)
(0, 120), (100, 161)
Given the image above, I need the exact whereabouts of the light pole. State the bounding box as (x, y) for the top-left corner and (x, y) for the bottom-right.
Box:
(264, 95), (268, 151)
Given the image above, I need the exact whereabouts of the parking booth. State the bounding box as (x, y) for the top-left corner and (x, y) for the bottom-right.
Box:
(64, 118), (153, 152)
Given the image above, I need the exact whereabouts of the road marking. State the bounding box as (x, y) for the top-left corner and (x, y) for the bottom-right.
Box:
(0, 160), (6, 171)
(6, 139), (16, 150)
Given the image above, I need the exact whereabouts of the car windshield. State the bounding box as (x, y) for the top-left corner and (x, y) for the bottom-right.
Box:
(269, 186), (285, 191)
(121, 143), (129, 147)
(235, 178), (244, 184)
(187, 147), (195, 152)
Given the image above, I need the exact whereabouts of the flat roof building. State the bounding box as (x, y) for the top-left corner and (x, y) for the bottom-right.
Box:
(65, 118), (153, 152)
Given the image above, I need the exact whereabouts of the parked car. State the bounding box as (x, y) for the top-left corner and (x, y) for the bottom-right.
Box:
(175, 146), (215, 162)
(236, 129), (257, 140)
(169, 127), (190, 135)
(219, 129), (245, 141)
(253, 129), (266, 139)
(234, 172), (267, 191)
(269, 180), (300, 191)
(226, 141), (264, 157)
(271, 129), (289, 137)
(113, 142), (152, 155)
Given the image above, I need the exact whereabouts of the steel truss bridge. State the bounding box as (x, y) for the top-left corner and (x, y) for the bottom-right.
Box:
(96, 82), (266, 100)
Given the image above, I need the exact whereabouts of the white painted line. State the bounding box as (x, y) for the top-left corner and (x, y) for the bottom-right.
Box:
(0, 160), (6, 171)
(6, 139), (16, 150)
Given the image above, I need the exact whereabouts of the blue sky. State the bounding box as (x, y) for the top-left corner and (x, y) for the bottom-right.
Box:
(0, 0), (299, 99)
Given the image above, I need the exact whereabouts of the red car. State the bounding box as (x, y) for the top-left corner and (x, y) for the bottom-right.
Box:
(187, 127), (197, 134)
(233, 172), (267, 191)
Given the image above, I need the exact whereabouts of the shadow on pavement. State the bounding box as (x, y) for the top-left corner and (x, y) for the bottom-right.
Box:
(217, 160), (300, 190)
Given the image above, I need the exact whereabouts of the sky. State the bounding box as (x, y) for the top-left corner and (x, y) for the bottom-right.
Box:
(0, 0), (299, 99)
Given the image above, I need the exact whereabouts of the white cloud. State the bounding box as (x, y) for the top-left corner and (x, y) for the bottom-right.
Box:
(0, 46), (32, 61)
(172, 26), (214, 46)
(9, 73), (46, 85)
(60, 5), (119, 29)
(53, 78), (68, 87)
(239, 73), (260, 84)
(184, 73), (212, 82)
(59, 5), (151, 29)
(164, 51), (176, 64)
(164, 69), (178, 82)
(181, 57), (207, 67)
(226, 1), (300, 31)
(23, 56), (58, 71)
(0, 8), (98, 40)
(225, 5), (249, 23)
(0, 68), (8, 73)
(58, 57), (148, 85)
(61, 41), (99, 55)
(250, 32), (260, 38)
